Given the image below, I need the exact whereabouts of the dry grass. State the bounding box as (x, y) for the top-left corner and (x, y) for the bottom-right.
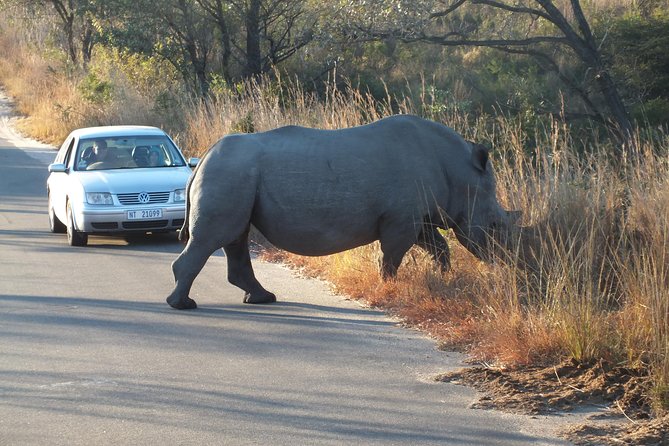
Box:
(0, 23), (73, 141)
(183, 75), (409, 153)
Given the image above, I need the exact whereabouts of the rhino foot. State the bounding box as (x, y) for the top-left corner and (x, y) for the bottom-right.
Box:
(243, 291), (277, 304)
(166, 295), (198, 310)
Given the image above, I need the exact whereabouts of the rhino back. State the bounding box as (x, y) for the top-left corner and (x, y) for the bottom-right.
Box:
(188, 115), (474, 256)
(229, 115), (466, 255)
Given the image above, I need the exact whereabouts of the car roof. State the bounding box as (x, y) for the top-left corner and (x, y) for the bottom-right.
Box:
(68, 126), (168, 139)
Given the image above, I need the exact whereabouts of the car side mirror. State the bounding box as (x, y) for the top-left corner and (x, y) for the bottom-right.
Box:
(48, 163), (68, 173)
(188, 157), (200, 168)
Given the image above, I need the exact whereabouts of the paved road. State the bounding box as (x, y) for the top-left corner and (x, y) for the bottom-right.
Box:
(0, 97), (574, 445)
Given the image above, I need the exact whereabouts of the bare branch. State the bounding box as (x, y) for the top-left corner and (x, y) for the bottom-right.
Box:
(570, 0), (598, 51)
(428, 0), (467, 19)
(535, 0), (590, 59)
(418, 34), (569, 47)
(470, 0), (552, 22)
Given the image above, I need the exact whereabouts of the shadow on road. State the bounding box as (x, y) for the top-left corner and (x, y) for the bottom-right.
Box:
(0, 294), (388, 326)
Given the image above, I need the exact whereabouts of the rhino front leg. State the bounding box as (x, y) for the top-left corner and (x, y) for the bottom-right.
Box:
(379, 218), (417, 280)
(167, 238), (220, 309)
(417, 225), (451, 273)
(224, 232), (276, 304)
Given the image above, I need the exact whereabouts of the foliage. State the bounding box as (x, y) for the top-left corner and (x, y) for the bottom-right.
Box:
(78, 71), (112, 104)
(605, 11), (669, 127)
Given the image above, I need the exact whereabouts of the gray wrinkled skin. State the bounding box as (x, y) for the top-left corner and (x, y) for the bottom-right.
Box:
(167, 115), (519, 309)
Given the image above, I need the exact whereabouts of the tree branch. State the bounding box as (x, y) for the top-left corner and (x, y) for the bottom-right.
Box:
(570, 0), (598, 52)
(470, 0), (552, 22)
(418, 34), (569, 47)
(534, 0), (590, 59)
(428, 0), (467, 19)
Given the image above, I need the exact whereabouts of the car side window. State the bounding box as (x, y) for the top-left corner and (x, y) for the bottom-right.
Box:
(63, 138), (76, 168)
(55, 137), (73, 164)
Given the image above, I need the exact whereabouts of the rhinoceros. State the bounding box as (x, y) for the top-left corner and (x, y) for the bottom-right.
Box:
(167, 114), (519, 309)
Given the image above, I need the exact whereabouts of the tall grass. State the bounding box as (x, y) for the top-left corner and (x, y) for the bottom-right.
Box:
(183, 74), (410, 153)
(0, 11), (667, 414)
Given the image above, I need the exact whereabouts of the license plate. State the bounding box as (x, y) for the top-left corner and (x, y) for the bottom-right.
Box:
(127, 209), (163, 220)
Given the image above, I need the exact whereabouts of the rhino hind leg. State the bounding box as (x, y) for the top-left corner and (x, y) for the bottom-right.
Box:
(224, 232), (276, 304)
(417, 225), (451, 273)
(167, 238), (221, 309)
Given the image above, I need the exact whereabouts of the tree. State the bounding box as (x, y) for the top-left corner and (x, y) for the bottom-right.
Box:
(6, 0), (100, 65)
(45, 0), (82, 64)
(101, 0), (317, 93)
(345, 0), (636, 152)
(198, 0), (317, 80)
(100, 0), (214, 96)
(195, 0), (234, 82)
(161, 0), (214, 96)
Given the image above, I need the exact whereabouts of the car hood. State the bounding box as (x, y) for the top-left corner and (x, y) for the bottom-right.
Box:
(75, 167), (192, 194)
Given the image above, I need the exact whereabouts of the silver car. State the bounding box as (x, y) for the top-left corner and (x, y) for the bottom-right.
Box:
(47, 126), (197, 246)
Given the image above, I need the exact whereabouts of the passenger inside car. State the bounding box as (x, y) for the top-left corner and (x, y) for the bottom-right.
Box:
(148, 148), (165, 166)
(79, 139), (112, 170)
(86, 143), (133, 170)
(132, 146), (151, 167)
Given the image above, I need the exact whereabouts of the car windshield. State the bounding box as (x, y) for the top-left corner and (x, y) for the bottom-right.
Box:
(74, 135), (186, 171)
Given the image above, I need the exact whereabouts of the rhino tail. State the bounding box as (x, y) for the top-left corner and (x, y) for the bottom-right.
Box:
(178, 209), (190, 242)
(178, 149), (208, 243)
(178, 178), (192, 243)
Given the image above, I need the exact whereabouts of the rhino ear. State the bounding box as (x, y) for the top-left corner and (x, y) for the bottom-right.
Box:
(471, 142), (489, 172)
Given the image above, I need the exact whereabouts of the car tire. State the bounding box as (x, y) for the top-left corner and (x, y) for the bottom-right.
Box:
(66, 201), (88, 247)
(48, 193), (66, 233)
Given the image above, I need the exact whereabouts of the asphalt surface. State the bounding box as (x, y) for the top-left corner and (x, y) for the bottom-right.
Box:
(0, 93), (576, 445)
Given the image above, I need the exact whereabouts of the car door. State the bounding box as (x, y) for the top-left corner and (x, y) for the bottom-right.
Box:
(48, 136), (76, 223)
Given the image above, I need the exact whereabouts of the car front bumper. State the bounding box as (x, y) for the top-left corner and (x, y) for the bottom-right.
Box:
(73, 204), (186, 233)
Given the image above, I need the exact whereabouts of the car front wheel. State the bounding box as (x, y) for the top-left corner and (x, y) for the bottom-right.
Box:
(48, 193), (66, 233)
(66, 201), (88, 247)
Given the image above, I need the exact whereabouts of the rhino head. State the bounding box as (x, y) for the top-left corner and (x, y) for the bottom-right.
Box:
(450, 142), (521, 261)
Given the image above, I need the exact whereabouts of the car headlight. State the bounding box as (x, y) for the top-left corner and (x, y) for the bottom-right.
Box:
(174, 188), (186, 202)
(86, 192), (113, 205)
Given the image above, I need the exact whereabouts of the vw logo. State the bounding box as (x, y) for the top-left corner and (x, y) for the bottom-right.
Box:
(138, 192), (150, 204)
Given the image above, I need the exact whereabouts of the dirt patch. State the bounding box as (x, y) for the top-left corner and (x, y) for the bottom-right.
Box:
(436, 359), (668, 445)
(564, 415), (669, 445)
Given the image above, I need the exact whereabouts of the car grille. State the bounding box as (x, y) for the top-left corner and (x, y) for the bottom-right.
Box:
(122, 220), (169, 229)
(92, 222), (119, 230)
(172, 218), (185, 227)
(117, 191), (170, 205)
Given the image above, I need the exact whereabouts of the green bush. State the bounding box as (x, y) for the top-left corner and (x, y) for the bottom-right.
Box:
(78, 72), (113, 104)
(632, 98), (669, 127)
(606, 12), (669, 126)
